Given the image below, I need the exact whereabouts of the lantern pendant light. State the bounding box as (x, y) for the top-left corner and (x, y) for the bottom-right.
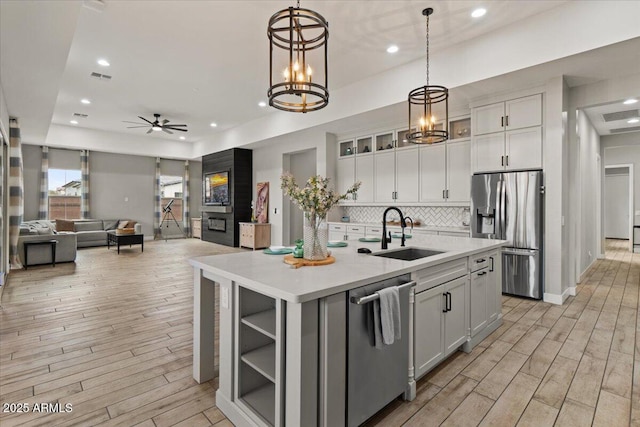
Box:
(407, 7), (448, 144)
(267, 0), (329, 113)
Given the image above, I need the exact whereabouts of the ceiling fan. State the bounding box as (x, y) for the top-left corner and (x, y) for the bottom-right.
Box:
(124, 113), (188, 134)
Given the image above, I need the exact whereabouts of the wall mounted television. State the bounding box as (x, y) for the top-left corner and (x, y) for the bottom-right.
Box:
(203, 171), (230, 206)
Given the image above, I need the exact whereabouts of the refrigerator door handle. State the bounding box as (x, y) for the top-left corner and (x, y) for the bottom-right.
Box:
(500, 178), (507, 240)
(503, 248), (538, 256)
(496, 179), (503, 238)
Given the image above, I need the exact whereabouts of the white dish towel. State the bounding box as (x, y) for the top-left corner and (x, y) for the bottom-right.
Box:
(373, 286), (401, 348)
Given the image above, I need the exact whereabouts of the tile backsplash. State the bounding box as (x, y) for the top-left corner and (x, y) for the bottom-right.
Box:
(343, 206), (470, 227)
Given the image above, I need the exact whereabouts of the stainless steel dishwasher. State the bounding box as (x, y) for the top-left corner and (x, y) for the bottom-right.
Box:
(347, 274), (415, 427)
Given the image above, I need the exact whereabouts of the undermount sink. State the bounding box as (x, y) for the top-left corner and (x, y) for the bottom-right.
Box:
(374, 247), (445, 261)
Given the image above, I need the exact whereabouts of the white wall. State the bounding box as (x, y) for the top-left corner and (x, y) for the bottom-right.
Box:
(251, 128), (333, 245)
(602, 133), (640, 218)
(286, 149), (317, 245)
(0, 82), (8, 141)
(576, 111), (600, 278)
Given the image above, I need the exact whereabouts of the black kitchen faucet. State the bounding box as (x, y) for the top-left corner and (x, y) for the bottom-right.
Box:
(381, 207), (407, 249)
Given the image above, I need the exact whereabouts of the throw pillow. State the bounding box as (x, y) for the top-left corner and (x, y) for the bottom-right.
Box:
(126, 220), (137, 229)
(55, 219), (75, 232)
(117, 220), (130, 229)
(103, 219), (119, 231)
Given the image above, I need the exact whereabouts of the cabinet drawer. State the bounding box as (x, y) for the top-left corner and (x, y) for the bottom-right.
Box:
(470, 252), (490, 272)
(366, 226), (383, 235)
(347, 225), (364, 233)
(414, 258), (469, 293)
(329, 224), (346, 232)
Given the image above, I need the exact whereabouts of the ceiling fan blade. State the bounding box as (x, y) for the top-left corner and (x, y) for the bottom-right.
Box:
(123, 120), (147, 125)
(162, 128), (174, 135)
(165, 126), (187, 132)
(139, 116), (155, 125)
(127, 126), (150, 128)
(146, 128), (153, 134)
(162, 119), (169, 125)
(165, 123), (187, 127)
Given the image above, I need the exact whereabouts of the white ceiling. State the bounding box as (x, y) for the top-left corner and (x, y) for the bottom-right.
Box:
(1, 0), (570, 146)
(584, 100), (640, 137)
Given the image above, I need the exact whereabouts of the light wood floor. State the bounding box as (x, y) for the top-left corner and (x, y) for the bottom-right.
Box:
(0, 239), (637, 426)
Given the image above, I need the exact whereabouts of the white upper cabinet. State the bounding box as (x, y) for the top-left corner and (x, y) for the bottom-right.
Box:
(395, 148), (419, 202)
(419, 144), (447, 202)
(337, 155), (355, 202)
(471, 94), (543, 173)
(355, 155), (375, 203)
(446, 140), (471, 203)
(374, 150), (396, 203)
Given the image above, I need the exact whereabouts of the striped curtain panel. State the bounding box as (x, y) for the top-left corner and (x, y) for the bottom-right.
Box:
(38, 146), (49, 219)
(183, 160), (191, 237)
(8, 118), (24, 269)
(80, 150), (90, 219)
(154, 157), (161, 238)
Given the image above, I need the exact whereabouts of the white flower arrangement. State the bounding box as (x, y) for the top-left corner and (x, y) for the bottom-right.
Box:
(280, 173), (361, 219)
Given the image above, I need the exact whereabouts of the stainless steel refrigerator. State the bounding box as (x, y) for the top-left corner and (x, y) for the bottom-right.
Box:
(471, 170), (544, 299)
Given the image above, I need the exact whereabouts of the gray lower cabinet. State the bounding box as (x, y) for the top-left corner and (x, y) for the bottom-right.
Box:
(414, 274), (468, 380)
(470, 250), (502, 340)
(236, 286), (284, 427)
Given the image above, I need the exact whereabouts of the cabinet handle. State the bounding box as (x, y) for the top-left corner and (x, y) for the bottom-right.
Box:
(506, 155), (509, 166)
(501, 116), (504, 127)
(446, 189), (449, 199)
(489, 256), (494, 272)
(476, 258), (486, 263)
(501, 155), (504, 166)
(477, 271), (487, 276)
(447, 292), (452, 312)
(442, 293), (448, 313)
(505, 115), (509, 126)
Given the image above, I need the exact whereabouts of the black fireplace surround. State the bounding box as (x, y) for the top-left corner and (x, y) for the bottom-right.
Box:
(201, 148), (252, 247)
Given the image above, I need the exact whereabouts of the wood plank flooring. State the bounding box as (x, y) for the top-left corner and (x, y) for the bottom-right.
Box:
(0, 239), (637, 426)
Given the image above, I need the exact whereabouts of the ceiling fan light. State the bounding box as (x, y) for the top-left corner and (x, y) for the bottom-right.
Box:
(152, 126), (162, 131)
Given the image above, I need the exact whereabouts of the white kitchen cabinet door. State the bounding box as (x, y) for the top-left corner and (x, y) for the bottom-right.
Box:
(505, 94), (542, 131)
(446, 140), (471, 203)
(487, 251), (501, 324)
(329, 230), (345, 241)
(355, 155), (375, 203)
(337, 157), (356, 202)
(505, 127), (542, 171)
(470, 269), (488, 337)
(374, 151), (396, 203)
(472, 133), (504, 173)
(419, 144), (446, 202)
(414, 285), (445, 380)
(472, 102), (504, 136)
(444, 276), (469, 356)
(395, 148), (419, 202)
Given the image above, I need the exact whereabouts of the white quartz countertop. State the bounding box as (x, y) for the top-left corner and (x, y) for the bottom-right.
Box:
(328, 221), (470, 233)
(190, 234), (506, 304)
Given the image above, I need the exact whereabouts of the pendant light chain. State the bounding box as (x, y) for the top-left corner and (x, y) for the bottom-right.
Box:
(425, 11), (430, 87)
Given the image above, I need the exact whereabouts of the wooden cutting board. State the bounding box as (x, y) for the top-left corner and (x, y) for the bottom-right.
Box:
(283, 254), (335, 268)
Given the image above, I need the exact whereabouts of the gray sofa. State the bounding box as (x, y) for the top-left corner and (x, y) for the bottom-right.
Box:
(73, 219), (120, 248)
(18, 220), (77, 266)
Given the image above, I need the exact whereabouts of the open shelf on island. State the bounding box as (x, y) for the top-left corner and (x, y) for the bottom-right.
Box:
(241, 309), (276, 339)
(241, 343), (276, 383)
(242, 383), (276, 427)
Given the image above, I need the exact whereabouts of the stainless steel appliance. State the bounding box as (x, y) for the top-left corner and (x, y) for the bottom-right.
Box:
(471, 170), (544, 299)
(347, 275), (414, 427)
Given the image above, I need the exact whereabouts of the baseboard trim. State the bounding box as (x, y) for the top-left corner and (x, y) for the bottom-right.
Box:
(578, 258), (598, 283)
(543, 286), (572, 305)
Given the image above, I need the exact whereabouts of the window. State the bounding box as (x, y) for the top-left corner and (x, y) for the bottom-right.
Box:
(48, 169), (81, 219)
(160, 175), (183, 221)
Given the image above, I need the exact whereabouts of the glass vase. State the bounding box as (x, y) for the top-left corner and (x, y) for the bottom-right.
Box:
(303, 213), (328, 261)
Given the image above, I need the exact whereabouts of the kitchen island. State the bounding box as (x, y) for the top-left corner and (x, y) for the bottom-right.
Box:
(190, 234), (506, 427)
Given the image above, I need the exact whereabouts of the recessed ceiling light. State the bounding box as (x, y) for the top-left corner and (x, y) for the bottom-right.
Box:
(471, 8), (487, 18)
(210, 122), (217, 127)
(179, 136), (186, 140)
(81, 98), (91, 104)
(628, 118), (640, 124)
(623, 98), (638, 105)
(97, 58), (110, 67)
(70, 120), (79, 125)
(258, 101), (267, 107)
(386, 45), (399, 54)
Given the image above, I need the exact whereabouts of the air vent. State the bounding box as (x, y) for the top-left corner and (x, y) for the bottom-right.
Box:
(73, 113), (88, 118)
(610, 126), (640, 134)
(602, 109), (639, 122)
(90, 72), (112, 80)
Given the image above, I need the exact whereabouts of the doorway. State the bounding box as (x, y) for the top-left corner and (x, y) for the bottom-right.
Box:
(604, 164), (634, 252)
(283, 149), (316, 245)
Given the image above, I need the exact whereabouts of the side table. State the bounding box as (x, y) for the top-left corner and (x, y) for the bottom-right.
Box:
(24, 240), (57, 269)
